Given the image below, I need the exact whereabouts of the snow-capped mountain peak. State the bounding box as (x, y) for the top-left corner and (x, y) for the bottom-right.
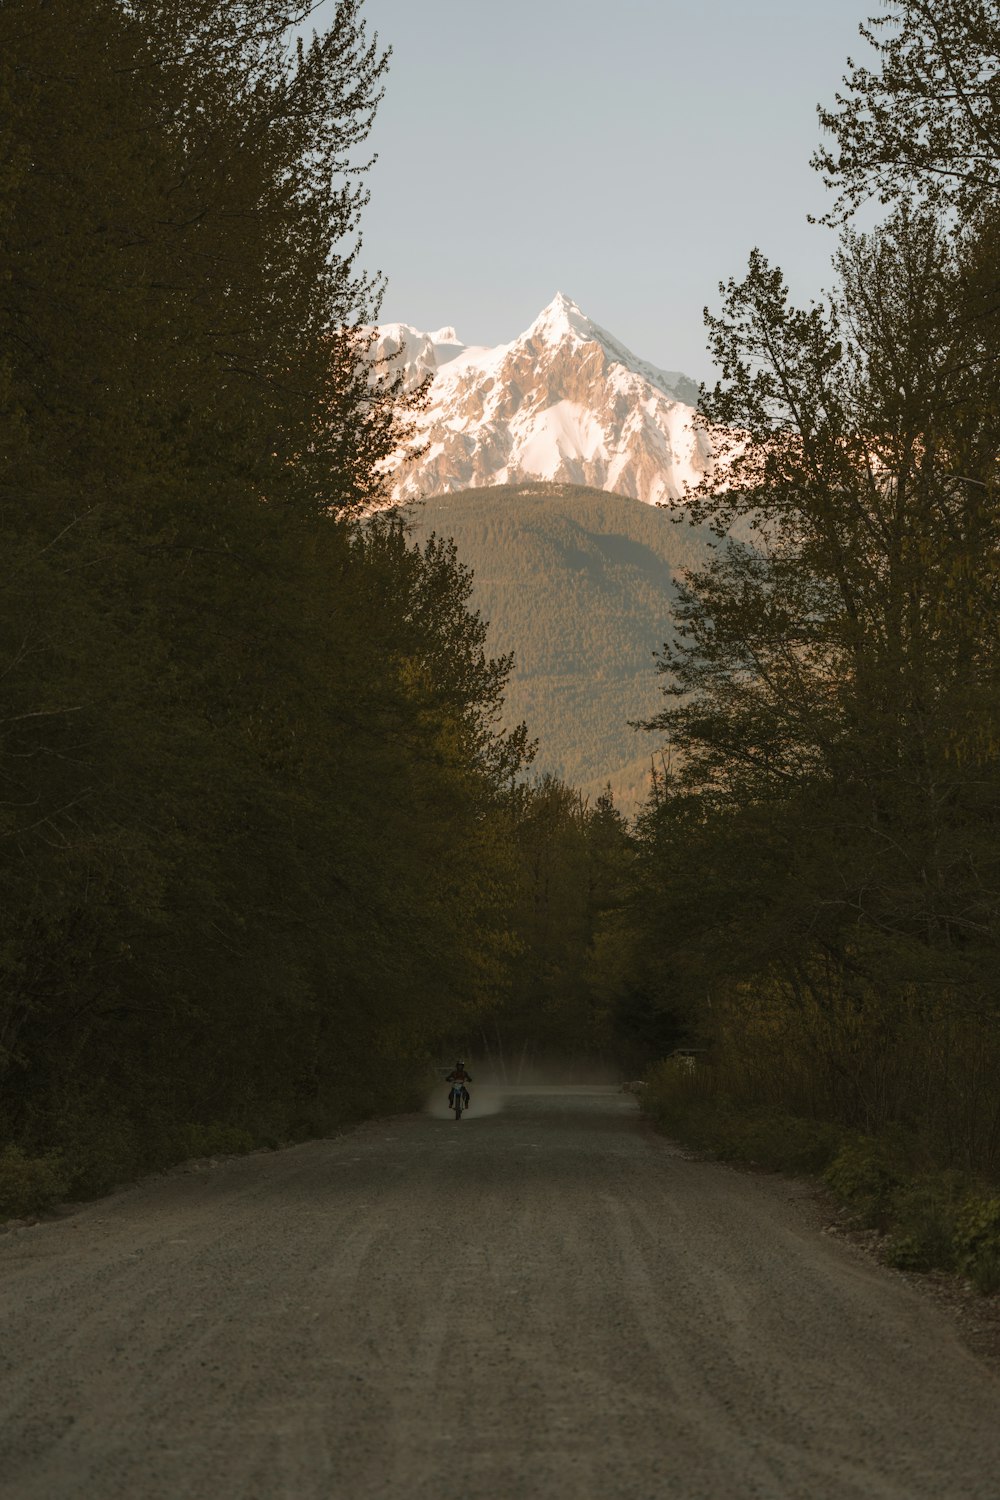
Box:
(524, 291), (596, 347)
(375, 296), (710, 506)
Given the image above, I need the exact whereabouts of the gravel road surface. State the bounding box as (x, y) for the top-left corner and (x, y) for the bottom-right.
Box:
(2, 1085), (999, 1500)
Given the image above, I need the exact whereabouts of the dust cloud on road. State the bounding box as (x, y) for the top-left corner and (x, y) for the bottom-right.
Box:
(2, 1085), (999, 1499)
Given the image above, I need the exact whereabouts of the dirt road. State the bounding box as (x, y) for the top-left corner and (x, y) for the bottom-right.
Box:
(2, 1085), (999, 1499)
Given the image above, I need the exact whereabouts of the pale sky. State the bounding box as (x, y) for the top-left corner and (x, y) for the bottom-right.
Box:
(312, 0), (880, 385)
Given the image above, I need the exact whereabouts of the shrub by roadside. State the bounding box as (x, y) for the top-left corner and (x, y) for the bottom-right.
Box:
(822, 1134), (900, 1227)
(0, 1146), (69, 1219)
(641, 1055), (1000, 1295)
(639, 1056), (843, 1173)
(953, 1196), (1000, 1295)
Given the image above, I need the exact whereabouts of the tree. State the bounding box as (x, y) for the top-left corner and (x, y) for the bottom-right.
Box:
(813, 0), (1000, 222)
(674, 196), (996, 874)
(0, 1), (535, 1177)
(623, 194), (1000, 1146)
(613, 0), (1000, 1162)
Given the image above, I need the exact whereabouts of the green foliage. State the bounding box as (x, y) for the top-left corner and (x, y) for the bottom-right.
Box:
(953, 1196), (1000, 1293)
(729, 1115), (844, 1175)
(826, 1146), (974, 1275)
(643, 1067), (1000, 1290)
(40, 1098), (146, 1200)
(173, 1124), (258, 1161)
(824, 1138), (903, 1228)
(813, 0), (1000, 222)
(0, 1147), (68, 1220)
(641, 1059), (844, 1174)
(884, 1177), (967, 1272)
(640, 1055), (712, 1130)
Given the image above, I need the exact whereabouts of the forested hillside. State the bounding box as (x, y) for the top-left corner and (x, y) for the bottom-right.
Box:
(408, 484), (718, 808)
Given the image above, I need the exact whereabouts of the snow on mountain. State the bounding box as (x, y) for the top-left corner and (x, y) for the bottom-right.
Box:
(374, 293), (711, 506)
(370, 323), (471, 386)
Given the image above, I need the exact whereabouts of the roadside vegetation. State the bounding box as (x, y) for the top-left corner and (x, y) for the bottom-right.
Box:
(639, 1058), (1000, 1295)
(615, 0), (1000, 1292)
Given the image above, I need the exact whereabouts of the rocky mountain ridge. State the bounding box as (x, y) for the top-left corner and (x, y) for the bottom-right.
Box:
(373, 294), (711, 506)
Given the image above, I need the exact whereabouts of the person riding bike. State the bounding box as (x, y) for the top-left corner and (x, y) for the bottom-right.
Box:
(446, 1060), (472, 1112)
